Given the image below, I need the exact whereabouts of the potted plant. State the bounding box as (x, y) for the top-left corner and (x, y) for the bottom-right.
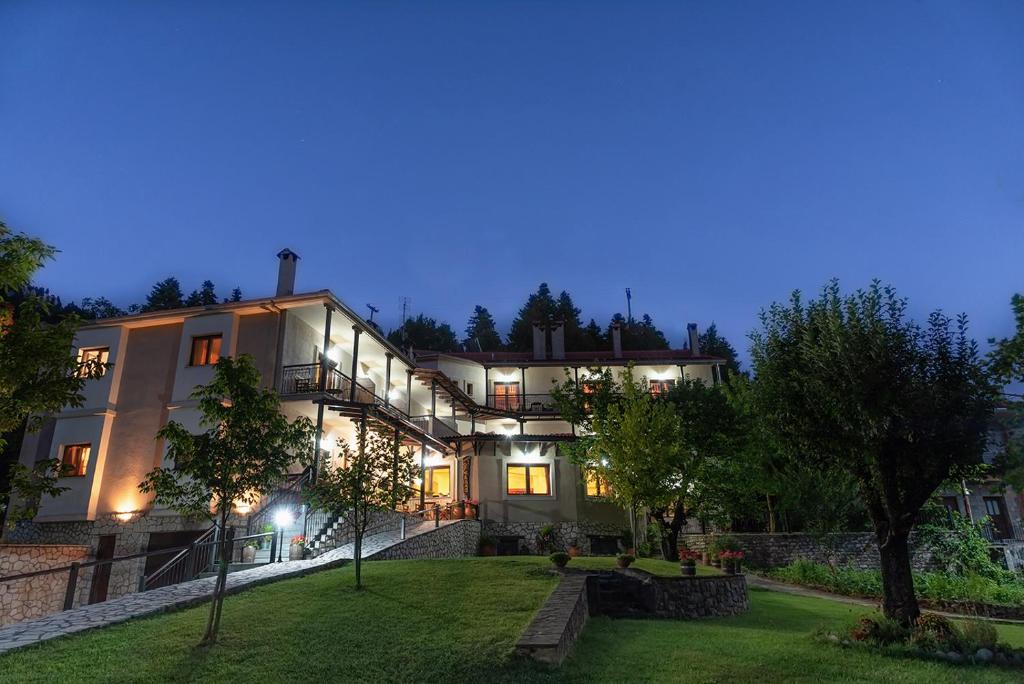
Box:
(261, 523), (274, 549)
(619, 528), (635, 556)
(567, 538), (582, 557)
(616, 553), (635, 569)
(464, 498), (479, 519)
(479, 535), (498, 557)
(450, 501), (464, 520)
(679, 549), (699, 576)
(550, 552), (571, 570)
(721, 550), (744, 574)
(289, 535), (305, 561)
(242, 540), (258, 564)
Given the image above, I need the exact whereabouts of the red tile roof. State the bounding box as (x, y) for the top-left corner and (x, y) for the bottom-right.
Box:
(423, 349), (722, 366)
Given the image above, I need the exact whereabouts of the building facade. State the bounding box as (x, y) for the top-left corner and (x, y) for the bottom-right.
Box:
(5, 250), (726, 592)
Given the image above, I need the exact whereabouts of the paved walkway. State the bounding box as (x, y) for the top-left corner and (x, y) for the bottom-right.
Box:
(0, 520), (454, 655)
(747, 574), (1024, 624)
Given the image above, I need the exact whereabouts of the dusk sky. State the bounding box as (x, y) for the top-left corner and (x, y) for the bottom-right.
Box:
(2, 1), (1022, 364)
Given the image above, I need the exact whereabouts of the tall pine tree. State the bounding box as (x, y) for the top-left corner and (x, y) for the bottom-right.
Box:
(185, 280), (218, 307)
(142, 277), (185, 312)
(507, 283), (558, 351)
(463, 305), (503, 351)
(387, 314), (460, 352)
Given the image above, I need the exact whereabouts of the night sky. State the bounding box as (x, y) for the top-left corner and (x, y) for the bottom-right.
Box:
(2, 1), (1022, 365)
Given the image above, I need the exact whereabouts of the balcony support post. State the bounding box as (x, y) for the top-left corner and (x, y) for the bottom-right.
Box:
(484, 368), (489, 406)
(349, 326), (362, 402)
(406, 370), (413, 415)
(419, 442), (427, 510)
(384, 353), (394, 407)
(392, 427), (401, 506)
(520, 367), (527, 411)
(320, 305), (333, 392)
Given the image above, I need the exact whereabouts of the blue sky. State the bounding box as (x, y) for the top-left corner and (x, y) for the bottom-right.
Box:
(1, 1), (1022, 363)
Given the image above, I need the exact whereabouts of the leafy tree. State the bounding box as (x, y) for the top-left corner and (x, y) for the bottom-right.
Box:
(699, 323), (741, 376)
(77, 297), (125, 320)
(749, 280), (995, 625)
(507, 283), (558, 351)
(142, 277), (185, 312)
(0, 222), (106, 525)
(185, 280), (218, 307)
(463, 305), (503, 351)
(305, 424), (417, 589)
(387, 314), (460, 352)
(139, 355), (316, 644)
(227, 287), (243, 303)
(988, 293), (1024, 384)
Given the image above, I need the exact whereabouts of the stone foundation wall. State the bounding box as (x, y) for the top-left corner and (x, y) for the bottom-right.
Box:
(678, 532), (940, 571)
(481, 521), (623, 555)
(3, 513), (210, 607)
(616, 569), (749, 618)
(370, 520), (481, 560)
(515, 574), (589, 665)
(0, 545), (90, 627)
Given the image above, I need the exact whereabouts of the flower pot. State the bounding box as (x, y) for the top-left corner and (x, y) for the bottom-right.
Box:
(616, 558), (633, 569)
(480, 544), (497, 557)
(466, 503), (479, 519)
(242, 546), (256, 564)
(450, 503), (464, 520)
(680, 562), (696, 577)
(568, 546), (581, 558)
(289, 543), (304, 561)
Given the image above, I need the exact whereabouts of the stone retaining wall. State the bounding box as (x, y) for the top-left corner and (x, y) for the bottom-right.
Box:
(481, 521), (623, 555)
(679, 532), (940, 571)
(616, 569), (749, 618)
(515, 574), (589, 665)
(369, 520), (481, 560)
(0, 545), (90, 627)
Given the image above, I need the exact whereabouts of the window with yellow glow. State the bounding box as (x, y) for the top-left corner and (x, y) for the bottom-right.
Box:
(585, 470), (611, 497)
(189, 334), (222, 366)
(61, 443), (91, 477)
(77, 347), (109, 378)
(493, 382), (521, 411)
(649, 379), (676, 397)
(507, 464), (550, 496)
(420, 465), (450, 497)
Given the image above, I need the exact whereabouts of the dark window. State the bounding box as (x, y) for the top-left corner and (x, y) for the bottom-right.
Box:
(984, 496), (1011, 539)
(189, 334), (222, 366)
(466, 382), (474, 397)
(507, 464), (550, 495)
(61, 443), (91, 477)
(589, 535), (620, 555)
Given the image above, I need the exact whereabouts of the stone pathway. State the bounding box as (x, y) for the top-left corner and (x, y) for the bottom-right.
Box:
(747, 574), (1024, 624)
(0, 520), (455, 655)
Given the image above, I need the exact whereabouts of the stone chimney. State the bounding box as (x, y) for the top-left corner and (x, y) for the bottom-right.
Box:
(550, 321), (565, 360)
(531, 322), (547, 360)
(611, 322), (622, 359)
(276, 248), (299, 297)
(687, 323), (701, 355)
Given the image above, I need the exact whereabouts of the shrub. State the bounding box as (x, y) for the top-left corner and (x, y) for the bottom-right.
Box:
(550, 552), (571, 568)
(959, 620), (998, 652)
(617, 553), (635, 567)
(849, 614), (910, 646)
(911, 613), (960, 650)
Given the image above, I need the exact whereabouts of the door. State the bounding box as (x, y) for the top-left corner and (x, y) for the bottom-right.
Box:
(493, 382), (520, 411)
(88, 535), (116, 605)
(983, 496), (1011, 540)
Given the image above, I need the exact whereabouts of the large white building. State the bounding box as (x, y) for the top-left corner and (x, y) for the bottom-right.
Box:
(6, 250), (726, 590)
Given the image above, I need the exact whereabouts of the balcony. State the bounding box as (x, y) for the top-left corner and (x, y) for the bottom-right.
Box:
(279, 363), (377, 404)
(487, 393), (559, 414)
(409, 415), (460, 441)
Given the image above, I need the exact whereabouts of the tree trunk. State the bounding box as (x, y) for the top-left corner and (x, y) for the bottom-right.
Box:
(202, 516), (232, 644)
(353, 507), (363, 590)
(765, 494), (777, 534)
(877, 528), (920, 625)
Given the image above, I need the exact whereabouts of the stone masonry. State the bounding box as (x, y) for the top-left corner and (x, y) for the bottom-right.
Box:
(482, 521), (623, 555)
(0, 545), (90, 627)
(679, 532), (941, 571)
(369, 520), (480, 560)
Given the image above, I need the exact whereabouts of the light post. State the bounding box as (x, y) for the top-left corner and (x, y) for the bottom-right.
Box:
(275, 508), (293, 563)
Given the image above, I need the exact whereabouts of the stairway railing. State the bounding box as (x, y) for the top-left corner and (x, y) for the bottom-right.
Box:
(246, 466), (313, 536)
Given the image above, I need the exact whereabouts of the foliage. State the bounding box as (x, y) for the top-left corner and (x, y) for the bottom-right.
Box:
(142, 277), (185, 312)
(916, 503), (1007, 580)
(185, 280), (219, 307)
(988, 292), (1024, 384)
(749, 280), (996, 624)
(616, 554), (635, 566)
(4, 458), (73, 525)
(850, 614), (910, 645)
(0, 222), (107, 524)
(698, 323), (741, 376)
(959, 620), (999, 652)
(386, 313), (460, 352)
(507, 282), (558, 351)
(612, 312), (670, 351)
(138, 355), (316, 643)
(305, 424), (418, 589)
(536, 524), (556, 553)
(549, 552), (570, 567)
(76, 296), (125, 319)
(463, 305), (503, 351)
(769, 559), (1024, 607)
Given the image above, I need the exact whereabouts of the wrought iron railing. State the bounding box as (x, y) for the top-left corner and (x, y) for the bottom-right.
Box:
(409, 415), (459, 441)
(980, 519), (1024, 543)
(245, 467), (313, 536)
(142, 525), (219, 591)
(486, 393), (559, 413)
(279, 364), (378, 404)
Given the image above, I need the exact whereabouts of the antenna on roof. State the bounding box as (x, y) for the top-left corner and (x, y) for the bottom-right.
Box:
(399, 296), (410, 327)
(366, 304), (379, 323)
(625, 288), (632, 324)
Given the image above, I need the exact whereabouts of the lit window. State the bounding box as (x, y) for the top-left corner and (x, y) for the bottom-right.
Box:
(419, 466), (450, 498)
(493, 382), (520, 411)
(466, 382), (474, 397)
(649, 380), (676, 397)
(507, 464), (550, 496)
(61, 444), (91, 477)
(189, 335), (222, 366)
(585, 470), (611, 497)
(77, 347), (109, 378)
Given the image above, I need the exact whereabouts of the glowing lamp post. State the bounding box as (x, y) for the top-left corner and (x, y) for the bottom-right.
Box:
(274, 508), (293, 563)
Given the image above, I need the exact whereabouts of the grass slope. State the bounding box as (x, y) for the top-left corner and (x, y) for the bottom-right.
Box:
(0, 558), (1021, 683)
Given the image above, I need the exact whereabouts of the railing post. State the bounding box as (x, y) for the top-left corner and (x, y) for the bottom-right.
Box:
(434, 504), (440, 528)
(400, 517), (406, 540)
(269, 528), (278, 564)
(63, 562), (80, 611)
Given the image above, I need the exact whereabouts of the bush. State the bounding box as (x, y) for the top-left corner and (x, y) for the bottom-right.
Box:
(550, 552), (570, 568)
(617, 554), (635, 567)
(849, 614), (909, 645)
(959, 620), (998, 652)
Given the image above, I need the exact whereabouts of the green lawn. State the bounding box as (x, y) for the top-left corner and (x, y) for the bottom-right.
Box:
(1, 558), (1022, 683)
